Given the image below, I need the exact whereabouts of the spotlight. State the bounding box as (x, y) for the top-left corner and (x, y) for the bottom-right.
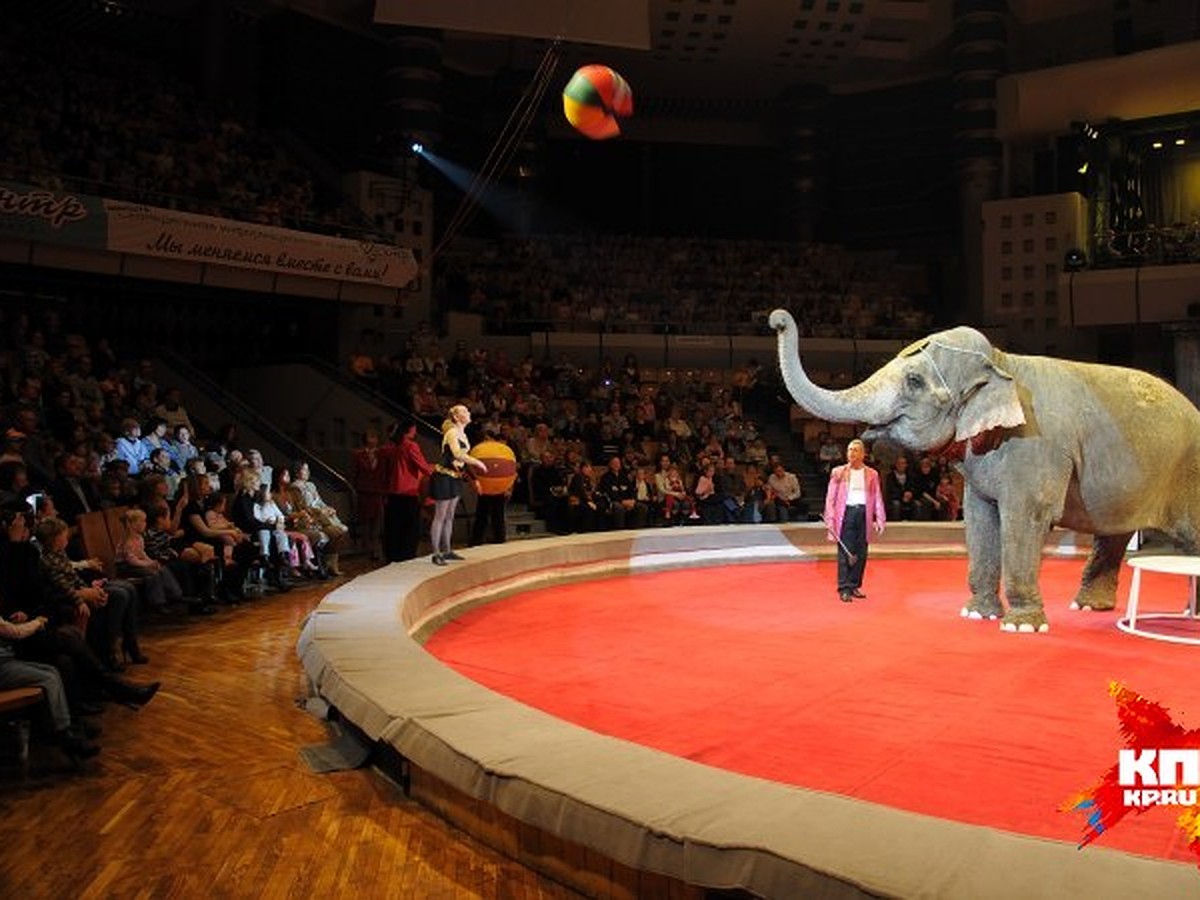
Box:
(1152, 141), (1164, 150)
(1064, 249), (1087, 272)
(411, 141), (424, 155)
(1176, 138), (1187, 146)
(1076, 161), (1089, 175)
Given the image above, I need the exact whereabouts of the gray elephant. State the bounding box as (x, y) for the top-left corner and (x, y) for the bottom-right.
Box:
(770, 308), (1200, 632)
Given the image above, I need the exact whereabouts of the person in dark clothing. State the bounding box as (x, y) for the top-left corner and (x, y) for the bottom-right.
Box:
(596, 456), (645, 530)
(379, 417), (433, 562)
(529, 451), (570, 535)
(47, 451), (100, 527)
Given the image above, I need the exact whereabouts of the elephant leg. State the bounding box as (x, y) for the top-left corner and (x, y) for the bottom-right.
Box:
(998, 509), (1054, 633)
(1070, 533), (1133, 612)
(961, 485), (1003, 620)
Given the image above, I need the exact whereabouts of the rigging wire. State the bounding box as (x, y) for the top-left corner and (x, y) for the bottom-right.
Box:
(431, 39), (563, 261)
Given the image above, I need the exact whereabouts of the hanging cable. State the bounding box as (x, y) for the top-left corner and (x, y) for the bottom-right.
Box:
(432, 39), (562, 261)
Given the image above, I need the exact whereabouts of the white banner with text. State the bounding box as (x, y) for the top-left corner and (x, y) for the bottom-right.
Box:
(104, 201), (417, 288)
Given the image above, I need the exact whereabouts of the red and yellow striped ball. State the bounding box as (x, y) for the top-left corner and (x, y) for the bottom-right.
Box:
(472, 440), (518, 495)
(562, 64), (633, 140)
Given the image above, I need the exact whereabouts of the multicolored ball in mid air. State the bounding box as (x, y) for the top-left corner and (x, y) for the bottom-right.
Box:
(562, 64), (633, 140)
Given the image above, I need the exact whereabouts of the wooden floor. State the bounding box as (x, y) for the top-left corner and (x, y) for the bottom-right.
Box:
(0, 559), (582, 899)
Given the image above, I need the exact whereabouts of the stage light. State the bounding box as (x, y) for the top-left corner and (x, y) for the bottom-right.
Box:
(1152, 140), (1164, 149)
(1064, 248), (1087, 272)
(1076, 161), (1089, 175)
(411, 141), (424, 155)
(1176, 138), (1187, 146)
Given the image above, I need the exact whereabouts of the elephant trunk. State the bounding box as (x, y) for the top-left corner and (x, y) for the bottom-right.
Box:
(769, 308), (900, 426)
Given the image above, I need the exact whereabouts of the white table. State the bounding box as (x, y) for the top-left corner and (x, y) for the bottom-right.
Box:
(1119, 555), (1200, 645)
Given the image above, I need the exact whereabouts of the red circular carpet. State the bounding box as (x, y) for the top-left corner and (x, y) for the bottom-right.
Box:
(425, 557), (1200, 864)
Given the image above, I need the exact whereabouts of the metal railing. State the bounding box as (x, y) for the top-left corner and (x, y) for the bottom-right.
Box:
(156, 347), (356, 509)
(1091, 223), (1200, 269)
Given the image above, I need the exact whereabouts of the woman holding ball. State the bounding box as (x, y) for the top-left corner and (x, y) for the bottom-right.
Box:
(429, 405), (488, 565)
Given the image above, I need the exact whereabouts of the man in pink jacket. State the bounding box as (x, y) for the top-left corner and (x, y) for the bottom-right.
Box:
(823, 439), (887, 602)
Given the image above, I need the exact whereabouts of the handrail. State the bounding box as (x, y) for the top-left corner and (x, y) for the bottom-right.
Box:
(155, 347), (356, 504)
(294, 354), (444, 440)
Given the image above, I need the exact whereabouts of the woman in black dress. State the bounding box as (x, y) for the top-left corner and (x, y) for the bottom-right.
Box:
(428, 405), (487, 565)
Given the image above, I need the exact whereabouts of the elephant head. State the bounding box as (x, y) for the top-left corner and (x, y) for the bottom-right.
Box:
(769, 309), (1026, 453)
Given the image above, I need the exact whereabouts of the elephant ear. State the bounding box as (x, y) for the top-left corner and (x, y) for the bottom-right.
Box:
(956, 358), (1025, 441)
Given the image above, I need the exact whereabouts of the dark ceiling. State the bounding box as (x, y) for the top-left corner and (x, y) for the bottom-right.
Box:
(29, 0), (1200, 104)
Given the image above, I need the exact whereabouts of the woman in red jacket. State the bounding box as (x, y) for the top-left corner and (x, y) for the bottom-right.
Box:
(380, 417), (433, 562)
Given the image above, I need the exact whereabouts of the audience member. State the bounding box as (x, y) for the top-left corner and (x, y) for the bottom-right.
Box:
(289, 461), (348, 575)
(766, 461), (805, 523)
(885, 455), (919, 522)
(351, 429), (387, 562)
(596, 456), (645, 530)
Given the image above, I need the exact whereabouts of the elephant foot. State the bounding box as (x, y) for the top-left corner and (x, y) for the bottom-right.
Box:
(960, 595), (1003, 621)
(999, 608), (1050, 634)
(1068, 587), (1118, 613)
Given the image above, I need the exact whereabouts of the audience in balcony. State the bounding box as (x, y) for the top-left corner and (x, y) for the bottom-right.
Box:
(439, 233), (934, 340)
(0, 17), (362, 236)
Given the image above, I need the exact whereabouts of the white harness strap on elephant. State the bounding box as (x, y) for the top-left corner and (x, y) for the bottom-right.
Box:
(917, 339), (988, 394)
(913, 339), (1026, 439)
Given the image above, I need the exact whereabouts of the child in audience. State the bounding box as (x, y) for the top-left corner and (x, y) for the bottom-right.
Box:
(661, 464), (696, 522)
(202, 493), (242, 565)
(115, 507), (183, 610)
(144, 503), (216, 615)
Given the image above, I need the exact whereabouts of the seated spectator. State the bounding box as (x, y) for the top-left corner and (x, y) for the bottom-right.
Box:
(245, 449), (273, 498)
(154, 387), (194, 436)
(0, 460), (31, 509)
(528, 451), (570, 535)
(218, 449), (244, 493)
(567, 461), (603, 533)
(0, 611), (100, 763)
(35, 516), (146, 671)
(742, 463), (768, 524)
(114, 418), (149, 475)
(912, 456), (942, 521)
(98, 460), (138, 509)
(257, 482), (301, 581)
(596, 456), (645, 530)
(273, 467), (329, 578)
(180, 475), (252, 604)
(743, 436), (769, 467)
(935, 473), (962, 521)
(694, 462), (722, 524)
(201, 493), (244, 568)
(0, 507), (160, 715)
(817, 432), (842, 474)
(289, 461), (347, 575)
(47, 452), (99, 527)
(885, 455), (919, 521)
(114, 507), (183, 611)
(657, 463), (696, 524)
(231, 471), (293, 591)
(45, 384), (80, 445)
(633, 465), (659, 526)
(143, 448), (180, 499)
(141, 418), (172, 461)
(715, 456), (745, 523)
(142, 501), (216, 614)
(167, 424), (198, 473)
(765, 461), (805, 522)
